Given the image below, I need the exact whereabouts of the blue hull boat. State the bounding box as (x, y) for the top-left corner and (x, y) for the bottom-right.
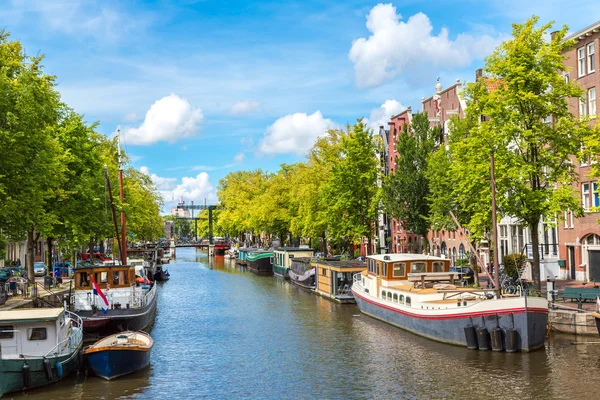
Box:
(83, 331), (153, 380)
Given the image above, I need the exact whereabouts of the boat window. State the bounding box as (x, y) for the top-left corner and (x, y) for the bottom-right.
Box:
(381, 263), (388, 277)
(387, 292), (392, 301)
(432, 262), (445, 272)
(406, 297), (411, 306)
(382, 290), (387, 299)
(95, 272), (108, 284)
(28, 327), (47, 341)
(393, 293), (398, 302)
(393, 262), (406, 277)
(119, 270), (129, 286)
(0, 325), (14, 339)
(362, 277), (365, 286)
(411, 262), (426, 273)
(399, 295), (404, 303)
(322, 268), (327, 276)
(113, 271), (120, 285)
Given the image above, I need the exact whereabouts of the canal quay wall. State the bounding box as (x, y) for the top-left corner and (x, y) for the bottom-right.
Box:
(549, 309), (598, 336)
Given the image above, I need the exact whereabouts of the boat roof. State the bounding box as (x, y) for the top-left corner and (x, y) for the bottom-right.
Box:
(0, 308), (64, 323)
(312, 260), (366, 269)
(247, 251), (273, 260)
(273, 247), (313, 252)
(367, 254), (448, 262)
(291, 257), (313, 262)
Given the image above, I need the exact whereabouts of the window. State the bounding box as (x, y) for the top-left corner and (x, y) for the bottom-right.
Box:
(406, 297), (411, 306)
(589, 88), (596, 117)
(499, 225), (507, 238)
(393, 293), (398, 302)
(368, 258), (377, 273)
(594, 182), (600, 208)
(392, 262), (406, 277)
(95, 272), (108, 284)
(578, 47), (586, 77)
(564, 73), (570, 83)
(381, 263), (388, 277)
(458, 244), (465, 260)
(387, 292), (392, 301)
(440, 242), (447, 256)
(583, 183), (591, 211)
(588, 43), (595, 73)
(381, 290), (387, 299)
(28, 327), (47, 341)
(411, 262), (426, 273)
(432, 262), (445, 272)
(321, 268), (327, 276)
(580, 98), (587, 118)
(585, 234), (600, 245)
(399, 294), (404, 303)
(0, 325), (14, 339)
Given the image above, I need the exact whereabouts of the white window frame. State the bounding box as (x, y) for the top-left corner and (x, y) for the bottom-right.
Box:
(580, 98), (587, 118)
(570, 210), (575, 228)
(588, 42), (595, 73)
(578, 47), (586, 77)
(564, 73), (570, 83)
(589, 87), (596, 117)
(594, 182), (600, 208)
(583, 183), (591, 211)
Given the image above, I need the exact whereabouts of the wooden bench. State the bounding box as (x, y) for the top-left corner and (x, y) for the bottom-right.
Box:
(408, 272), (460, 288)
(559, 287), (600, 302)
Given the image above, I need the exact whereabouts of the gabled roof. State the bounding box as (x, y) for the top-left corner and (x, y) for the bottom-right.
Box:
(565, 20), (600, 42)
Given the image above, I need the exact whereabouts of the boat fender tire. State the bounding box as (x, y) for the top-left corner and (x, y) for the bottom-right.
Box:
(476, 327), (490, 351)
(463, 325), (478, 350)
(22, 363), (30, 388)
(490, 328), (503, 351)
(43, 358), (54, 381)
(505, 328), (518, 353)
(55, 361), (64, 378)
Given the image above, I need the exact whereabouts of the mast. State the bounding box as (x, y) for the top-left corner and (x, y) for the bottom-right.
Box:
(490, 152), (500, 298)
(104, 166), (123, 265)
(118, 130), (128, 266)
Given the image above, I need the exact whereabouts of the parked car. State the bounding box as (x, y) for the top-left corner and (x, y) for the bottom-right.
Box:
(456, 267), (475, 285)
(34, 262), (47, 277)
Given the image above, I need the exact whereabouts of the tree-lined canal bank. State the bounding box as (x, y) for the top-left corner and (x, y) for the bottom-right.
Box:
(10, 247), (600, 400)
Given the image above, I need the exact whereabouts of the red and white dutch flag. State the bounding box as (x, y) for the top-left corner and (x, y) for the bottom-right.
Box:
(91, 276), (109, 314)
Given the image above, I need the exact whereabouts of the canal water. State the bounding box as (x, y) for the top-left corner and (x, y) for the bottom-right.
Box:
(10, 247), (600, 399)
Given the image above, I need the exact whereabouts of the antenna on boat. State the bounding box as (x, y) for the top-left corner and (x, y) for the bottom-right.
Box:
(117, 129), (127, 266)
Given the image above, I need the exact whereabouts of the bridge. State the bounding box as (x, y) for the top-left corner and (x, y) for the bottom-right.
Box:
(172, 203), (220, 244)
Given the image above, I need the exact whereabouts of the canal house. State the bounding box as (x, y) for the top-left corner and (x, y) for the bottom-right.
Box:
(272, 247), (314, 278)
(313, 260), (367, 303)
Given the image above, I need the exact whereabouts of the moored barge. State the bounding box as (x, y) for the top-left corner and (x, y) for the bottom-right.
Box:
(272, 247), (314, 279)
(246, 250), (274, 276)
(352, 254), (548, 352)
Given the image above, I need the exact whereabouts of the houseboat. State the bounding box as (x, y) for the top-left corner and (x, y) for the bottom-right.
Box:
(213, 240), (230, 256)
(352, 254), (548, 352)
(71, 264), (157, 336)
(313, 259), (367, 303)
(236, 248), (254, 266)
(0, 308), (83, 397)
(288, 257), (315, 290)
(272, 247), (314, 279)
(246, 250), (274, 276)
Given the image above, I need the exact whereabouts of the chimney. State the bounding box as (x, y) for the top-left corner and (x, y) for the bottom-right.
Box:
(550, 31), (559, 41)
(476, 68), (483, 80)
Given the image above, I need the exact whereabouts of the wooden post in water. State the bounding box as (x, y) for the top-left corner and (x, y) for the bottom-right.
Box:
(490, 152), (501, 298)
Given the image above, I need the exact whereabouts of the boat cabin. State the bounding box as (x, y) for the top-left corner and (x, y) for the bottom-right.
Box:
(73, 265), (142, 312)
(272, 247), (314, 277)
(0, 309), (76, 357)
(313, 260), (367, 303)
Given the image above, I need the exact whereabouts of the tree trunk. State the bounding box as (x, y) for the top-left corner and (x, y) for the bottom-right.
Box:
(26, 226), (36, 284)
(530, 220), (541, 291)
(99, 240), (105, 253)
(367, 235), (372, 256)
(88, 238), (95, 265)
(46, 237), (53, 275)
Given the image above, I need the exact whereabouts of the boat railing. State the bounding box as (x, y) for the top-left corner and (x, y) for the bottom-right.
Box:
(353, 273), (364, 290)
(44, 311), (83, 358)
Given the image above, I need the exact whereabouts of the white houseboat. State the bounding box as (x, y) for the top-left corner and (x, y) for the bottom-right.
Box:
(352, 254), (548, 352)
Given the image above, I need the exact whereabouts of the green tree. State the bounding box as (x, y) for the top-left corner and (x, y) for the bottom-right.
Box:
(382, 113), (435, 246)
(324, 120), (378, 254)
(447, 17), (595, 290)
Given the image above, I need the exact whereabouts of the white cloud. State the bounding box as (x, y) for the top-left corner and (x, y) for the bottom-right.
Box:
(258, 111), (336, 156)
(241, 136), (254, 147)
(230, 100), (260, 115)
(365, 99), (405, 132)
(123, 112), (139, 122)
(349, 4), (501, 87)
(139, 166), (217, 212)
(140, 166), (177, 191)
(233, 152), (245, 163)
(118, 94), (203, 145)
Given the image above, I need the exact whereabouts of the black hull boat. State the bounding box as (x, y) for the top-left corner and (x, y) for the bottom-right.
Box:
(246, 251), (273, 276)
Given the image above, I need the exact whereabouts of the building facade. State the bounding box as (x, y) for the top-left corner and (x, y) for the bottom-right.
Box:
(557, 21), (600, 281)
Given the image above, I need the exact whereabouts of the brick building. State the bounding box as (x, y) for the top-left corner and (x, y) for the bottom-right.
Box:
(385, 107), (422, 253)
(557, 21), (600, 281)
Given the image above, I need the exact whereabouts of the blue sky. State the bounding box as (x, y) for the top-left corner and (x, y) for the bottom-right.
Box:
(2, 0), (598, 213)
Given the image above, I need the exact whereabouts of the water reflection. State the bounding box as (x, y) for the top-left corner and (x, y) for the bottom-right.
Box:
(10, 247), (600, 399)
